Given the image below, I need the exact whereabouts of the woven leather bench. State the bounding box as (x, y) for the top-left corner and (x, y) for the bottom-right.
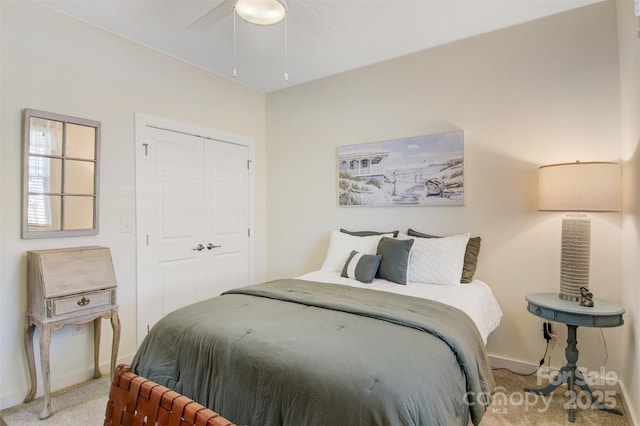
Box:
(104, 364), (235, 426)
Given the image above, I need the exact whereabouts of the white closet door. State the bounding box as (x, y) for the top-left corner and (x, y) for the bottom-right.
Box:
(203, 141), (250, 298)
(136, 126), (250, 345)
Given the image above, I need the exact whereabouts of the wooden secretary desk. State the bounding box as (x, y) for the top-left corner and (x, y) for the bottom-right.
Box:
(23, 246), (120, 419)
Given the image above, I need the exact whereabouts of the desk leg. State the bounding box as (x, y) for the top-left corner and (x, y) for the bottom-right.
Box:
(38, 324), (52, 420)
(93, 318), (102, 379)
(110, 309), (121, 380)
(525, 324), (623, 423)
(23, 321), (37, 403)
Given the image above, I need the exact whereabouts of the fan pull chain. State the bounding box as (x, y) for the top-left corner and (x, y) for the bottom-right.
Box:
(284, 14), (289, 82)
(233, 10), (237, 78)
(231, 7), (288, 82)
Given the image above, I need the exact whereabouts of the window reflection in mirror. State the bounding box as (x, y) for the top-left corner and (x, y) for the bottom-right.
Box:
(22, 109), (100, 238)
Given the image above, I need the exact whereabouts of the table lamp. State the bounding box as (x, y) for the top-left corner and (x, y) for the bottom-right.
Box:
(538, 161), (621, 301)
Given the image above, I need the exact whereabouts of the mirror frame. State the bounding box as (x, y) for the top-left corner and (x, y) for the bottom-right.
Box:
(22, 108), (101, 239)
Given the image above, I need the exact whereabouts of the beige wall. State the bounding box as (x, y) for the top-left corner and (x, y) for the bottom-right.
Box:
(267, 0), (631, 412)
(1, 0), (637, 421)
(0, 1), (267, 409)
(617, 0), (640, 424)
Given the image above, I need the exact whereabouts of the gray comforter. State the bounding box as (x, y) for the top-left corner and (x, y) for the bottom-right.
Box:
(131, 279), (495, 425)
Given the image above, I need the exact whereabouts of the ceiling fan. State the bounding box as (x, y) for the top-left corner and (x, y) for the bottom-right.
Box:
(187, 0), (337, 33)
(188, 0), (338, 82)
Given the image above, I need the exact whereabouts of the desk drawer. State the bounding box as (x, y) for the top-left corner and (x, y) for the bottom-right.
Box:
(49, 289), (113, 317)
(528, 303), (554, 321)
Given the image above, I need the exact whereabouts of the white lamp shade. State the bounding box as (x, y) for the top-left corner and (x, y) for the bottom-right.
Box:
(538, 162), (621, 212)
(235, 0), (287, 25)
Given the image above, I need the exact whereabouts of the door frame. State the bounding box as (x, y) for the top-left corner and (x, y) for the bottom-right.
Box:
(133, 113), (255, 344)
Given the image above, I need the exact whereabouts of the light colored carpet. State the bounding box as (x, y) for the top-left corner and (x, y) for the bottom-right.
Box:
(481, 369), (630, 425)
(0, 369), (631, 425)
(0, 376), (109, 426)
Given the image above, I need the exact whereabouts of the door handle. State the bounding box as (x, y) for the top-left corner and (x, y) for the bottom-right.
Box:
(207, 243), (222, 250)
(192, 244), (205, 251)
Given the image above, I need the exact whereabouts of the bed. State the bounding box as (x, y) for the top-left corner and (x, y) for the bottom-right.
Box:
(131, 230), (502, 425)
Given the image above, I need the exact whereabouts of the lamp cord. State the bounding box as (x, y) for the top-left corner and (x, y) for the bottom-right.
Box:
(492, 339), (551, 376)
(600, 328), (608, 365)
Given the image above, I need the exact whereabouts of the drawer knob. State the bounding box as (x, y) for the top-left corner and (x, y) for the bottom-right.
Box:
(77, 297), (91, 306)
(535, 307), (541, 315)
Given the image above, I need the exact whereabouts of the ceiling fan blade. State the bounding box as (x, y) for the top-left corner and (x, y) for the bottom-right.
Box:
(290, 0), (339, 36)
(188, 0), (236, 31)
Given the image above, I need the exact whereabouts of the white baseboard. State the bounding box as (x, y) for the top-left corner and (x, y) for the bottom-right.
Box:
(618, 379), (640, 426)
(489, 354), (637, 426)
(489, 354), (540, 374)
(0, 353), (134, 411)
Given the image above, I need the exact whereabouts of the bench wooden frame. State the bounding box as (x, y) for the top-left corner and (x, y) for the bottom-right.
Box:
(104, 365), (234, 426)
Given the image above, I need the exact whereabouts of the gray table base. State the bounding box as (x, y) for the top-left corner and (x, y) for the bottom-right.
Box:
(524, 324), (622, 423)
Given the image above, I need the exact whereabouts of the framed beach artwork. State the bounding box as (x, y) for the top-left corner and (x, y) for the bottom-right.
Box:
(338, 131), (464, 206)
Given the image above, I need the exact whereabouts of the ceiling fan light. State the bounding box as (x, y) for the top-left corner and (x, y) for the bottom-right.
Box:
(235, 0), (287, 26)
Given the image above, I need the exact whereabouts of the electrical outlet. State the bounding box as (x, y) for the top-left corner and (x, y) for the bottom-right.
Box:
(72, 324), (85, 336)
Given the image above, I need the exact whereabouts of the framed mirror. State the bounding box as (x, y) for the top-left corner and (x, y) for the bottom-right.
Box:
(22, 109), (101, 238)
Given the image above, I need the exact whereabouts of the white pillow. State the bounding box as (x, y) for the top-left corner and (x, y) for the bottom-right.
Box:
(320, 230), (393, 273)
(408, 232), (470, 286)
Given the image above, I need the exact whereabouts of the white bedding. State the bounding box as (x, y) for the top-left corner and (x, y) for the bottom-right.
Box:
(298, 270), (502, 344)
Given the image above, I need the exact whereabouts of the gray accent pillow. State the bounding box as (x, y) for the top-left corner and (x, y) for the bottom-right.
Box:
(340, 228), (399, 238)
(341, 250), (382, 283)
(407, 228), (481, 283)
(376, 237), (414, 285)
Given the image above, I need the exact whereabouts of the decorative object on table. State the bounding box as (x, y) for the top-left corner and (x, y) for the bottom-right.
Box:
(338, 131), (464, 206)
(538, 161), (621, 301)
(579, 286), (595, 307)
(524, 293), (624, 423)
